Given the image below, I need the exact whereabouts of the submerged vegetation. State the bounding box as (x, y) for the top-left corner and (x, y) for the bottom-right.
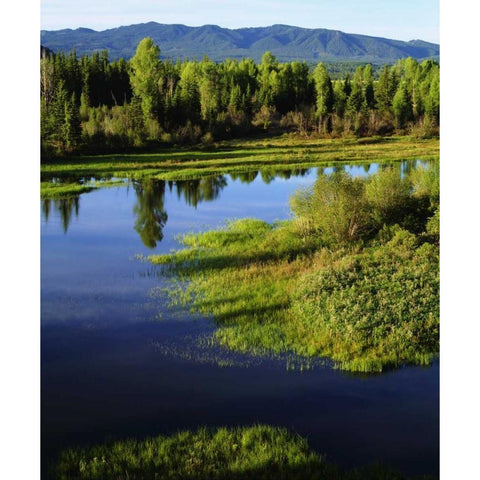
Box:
(148, 162), (439, 372)
(53, 425), (428, 480)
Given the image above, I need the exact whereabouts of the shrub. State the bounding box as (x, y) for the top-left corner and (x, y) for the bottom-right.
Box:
(292, 229), (439, 372)
(291, 171), (371, 245)
(365, 166), (412, 226)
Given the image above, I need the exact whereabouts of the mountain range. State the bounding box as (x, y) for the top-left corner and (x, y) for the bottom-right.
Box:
(40, 22), (439, 63)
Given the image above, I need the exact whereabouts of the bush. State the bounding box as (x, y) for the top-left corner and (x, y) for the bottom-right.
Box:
(292, 229), (439, 372)
(409, 163), (440, 207)
(365, 166), (412, 226)
(145, 117), (163, 141)
(201, 132), (214, 146)
(291, 171), (371, 245)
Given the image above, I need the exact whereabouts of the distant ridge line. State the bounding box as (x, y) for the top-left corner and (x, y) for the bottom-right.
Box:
(41, 22), (439, 63)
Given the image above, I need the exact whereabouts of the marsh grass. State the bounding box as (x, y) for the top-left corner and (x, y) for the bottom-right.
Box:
(53, 425), (430, 480)
(41, 179), (126, 199)
(41, 135), (439, 184)
(148, 165), (439, 373)
(40, 181), (96, 199)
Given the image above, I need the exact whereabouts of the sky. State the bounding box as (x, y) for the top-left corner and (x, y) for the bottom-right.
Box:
(41, 0), (439, 43)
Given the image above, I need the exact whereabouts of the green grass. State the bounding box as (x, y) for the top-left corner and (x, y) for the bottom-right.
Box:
(52, 425), (429, 480)
(148, 166), (439, 373)
(41, 135), (439, 184)
(40, 182), (96, 199)
(40, 179), (126, 199)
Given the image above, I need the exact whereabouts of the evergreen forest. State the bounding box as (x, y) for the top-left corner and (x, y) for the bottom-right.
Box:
(40, 37), (439, 157)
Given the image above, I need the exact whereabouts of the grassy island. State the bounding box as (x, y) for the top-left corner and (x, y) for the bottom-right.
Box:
(53, 425), (430, 480)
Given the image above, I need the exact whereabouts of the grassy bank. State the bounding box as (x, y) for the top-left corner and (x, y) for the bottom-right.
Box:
(40, 135), (438, 198)
(40, 179), (126, 199)
(148, 164), (439, 373)
(53, 425), (430, 480)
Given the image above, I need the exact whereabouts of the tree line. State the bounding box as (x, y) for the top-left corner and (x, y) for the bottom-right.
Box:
(41, 37), (439, 156)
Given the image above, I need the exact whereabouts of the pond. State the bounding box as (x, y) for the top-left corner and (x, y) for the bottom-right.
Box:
(41, 162), (439, 477)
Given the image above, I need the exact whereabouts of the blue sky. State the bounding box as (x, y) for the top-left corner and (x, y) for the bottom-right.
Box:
(41, 0), (439, 43)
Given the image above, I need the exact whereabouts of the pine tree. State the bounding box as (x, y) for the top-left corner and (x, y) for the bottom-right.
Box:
(62, 93), (82, 150)
(347, 83), (364, 115)
(363, 65), (375, 110)
(376, 65), (392, 112)
(392, 81), (413, 128)
(347, 66), (365, 115)
(343, 74), (352, 98)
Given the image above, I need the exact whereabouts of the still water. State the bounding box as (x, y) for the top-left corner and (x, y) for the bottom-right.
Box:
(41, 164), (438, 477)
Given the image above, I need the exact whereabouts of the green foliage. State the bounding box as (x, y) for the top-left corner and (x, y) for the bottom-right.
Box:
(198, 59), (221, 123)
(52, 425), (421, 480)
(313, 63), (334, 118)
(392, 82), (413, 128)
(291, 172), (371, 245)
(425, 208), (440, 244)
(376, 66), (398, 112)
(41, 135), (439, 185)
(365, 166), (412, 226)
(410, 163), (440, 207)
(130, 37), (162, 120)
(292, 231), (439, 372)
(148, 162), (439, 373)
(41, 39), (439, 157)
(62, 94), (82, 149)
(53, 425), (327, 480)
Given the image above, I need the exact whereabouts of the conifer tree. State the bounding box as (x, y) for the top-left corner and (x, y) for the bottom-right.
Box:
(392, 81), (413, 128)
(363, 64), (375, 109)
(347, 66), (365, 115)
(62, 93), (81, 150)
(343, 74), (352, 98)
(376, 65), (392, 112)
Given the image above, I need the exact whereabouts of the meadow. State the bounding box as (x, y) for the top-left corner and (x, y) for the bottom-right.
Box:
(40, 135), (438, 198)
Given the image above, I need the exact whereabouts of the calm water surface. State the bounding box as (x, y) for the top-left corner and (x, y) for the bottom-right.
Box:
(41, 164), (439, 477)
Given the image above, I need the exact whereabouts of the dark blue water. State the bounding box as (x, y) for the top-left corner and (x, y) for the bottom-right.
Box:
(41, 165), (438, 477)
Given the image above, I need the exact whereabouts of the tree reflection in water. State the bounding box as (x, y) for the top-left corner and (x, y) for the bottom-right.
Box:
(132, 179), (168, 249)
(41, 196), (80, 233)
(41, 167), (340, 244)
(170, 175), (228, 208)
(229, 171), (258, 184)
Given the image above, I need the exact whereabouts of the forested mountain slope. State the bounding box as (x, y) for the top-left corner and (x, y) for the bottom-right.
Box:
(41, 22), (439, 63)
